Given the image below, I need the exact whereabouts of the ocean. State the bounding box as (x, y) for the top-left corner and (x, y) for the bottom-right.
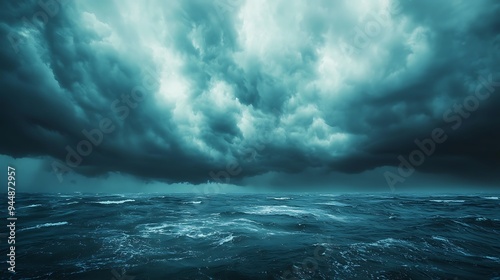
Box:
(4, 193), (500, 279)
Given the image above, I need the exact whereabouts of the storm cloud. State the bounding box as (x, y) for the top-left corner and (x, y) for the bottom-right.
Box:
(1, 0), (499, 190)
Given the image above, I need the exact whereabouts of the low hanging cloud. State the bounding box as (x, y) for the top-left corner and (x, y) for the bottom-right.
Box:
(0, 0), (499, 188)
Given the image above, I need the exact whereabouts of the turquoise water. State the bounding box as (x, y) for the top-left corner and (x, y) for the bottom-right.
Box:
(8, 193), (500, 279)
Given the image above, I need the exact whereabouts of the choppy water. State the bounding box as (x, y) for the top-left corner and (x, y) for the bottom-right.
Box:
(5, 193), (500, 279)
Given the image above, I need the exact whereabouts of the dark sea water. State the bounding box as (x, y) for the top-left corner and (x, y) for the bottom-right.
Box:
(4, 193), (500, 279)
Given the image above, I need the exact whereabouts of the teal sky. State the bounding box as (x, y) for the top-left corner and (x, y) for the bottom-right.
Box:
(0, 0), (499, 192)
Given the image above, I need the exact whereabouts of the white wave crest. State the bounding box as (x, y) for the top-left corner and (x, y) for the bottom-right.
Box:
(20, 222), (68, 232)
(242, 205), (314, 217)
(63, 201), (79, 206)
(183, 201), (202, 204)
(429, 200), (465, 203)
(217, 234), (234, 246)
(242, 205), (347, 222)
(371, 238), (415, 248)
(315, 201), (349, 207)
(93, 199), (135, 205)
(19, 204), (42, 209)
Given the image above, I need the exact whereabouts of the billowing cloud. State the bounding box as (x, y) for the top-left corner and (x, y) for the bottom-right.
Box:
(0, 0), (499, 189)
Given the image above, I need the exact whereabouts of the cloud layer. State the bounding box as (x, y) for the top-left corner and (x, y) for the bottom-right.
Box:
(1, 0), (499, 188)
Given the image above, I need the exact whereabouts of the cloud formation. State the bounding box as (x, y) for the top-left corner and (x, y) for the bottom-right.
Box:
(0, 0), (499, 188)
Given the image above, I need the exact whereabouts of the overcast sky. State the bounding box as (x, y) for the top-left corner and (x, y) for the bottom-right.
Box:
(1, 0), (499, 193)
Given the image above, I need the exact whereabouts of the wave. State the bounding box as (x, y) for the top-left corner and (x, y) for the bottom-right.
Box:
(93, 199), (135, 205)
(370, 238), (415, 248)
(315, 201), (349, 207)
(482, 196), (498, 200)
(431, 235), (471, 256)
(241, 205), (348, 222)
(484, 256), (500, 262)
(324, 214), (347, 222)
(431, 235), (449, 242)
(222, 218), (263, 229)
(140, 223), (218, 239)
(242, 205), (316, 217)
(19, 204), (42, 209)
(232, 218), (260, 225)
(429, 200), (465, 203)
(269, 197), (292, 200)
(139, 223), (169, 235)
(217, 234), (234, 246)
(457, 215), (493, 223)
(183, 201), (202, 204)
(63, 201), (79, 206)
(20, 222), (68, 232)
(349, 238), (416, 252)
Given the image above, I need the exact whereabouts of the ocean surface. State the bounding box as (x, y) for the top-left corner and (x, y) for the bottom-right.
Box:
(4, 193), (500, 279)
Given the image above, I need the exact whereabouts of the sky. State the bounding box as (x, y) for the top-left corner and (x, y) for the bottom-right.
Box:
(0, 0), (499, 193)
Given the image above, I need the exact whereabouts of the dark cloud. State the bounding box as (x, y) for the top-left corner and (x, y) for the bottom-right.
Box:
(0, 0), (499, 190)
